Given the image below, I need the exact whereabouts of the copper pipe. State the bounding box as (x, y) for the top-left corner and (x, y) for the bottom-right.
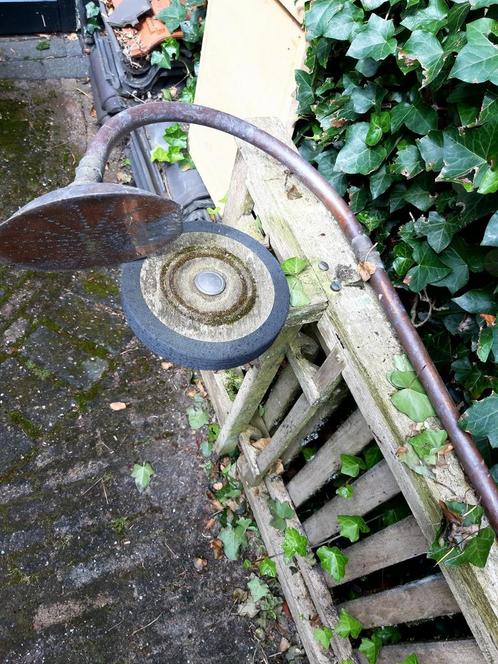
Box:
(77, 102), (498, 532)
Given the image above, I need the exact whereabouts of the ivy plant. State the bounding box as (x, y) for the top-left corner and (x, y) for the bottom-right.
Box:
(296, 0), (498, 480)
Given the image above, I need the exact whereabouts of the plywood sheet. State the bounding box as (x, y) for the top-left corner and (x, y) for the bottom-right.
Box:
(189, 0), (306, 203)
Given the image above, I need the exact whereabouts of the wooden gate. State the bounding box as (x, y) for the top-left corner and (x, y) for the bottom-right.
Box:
(201, 119), (498, 664)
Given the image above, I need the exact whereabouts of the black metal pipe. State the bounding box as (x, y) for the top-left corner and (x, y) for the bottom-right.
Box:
(77, 102), (498, 532)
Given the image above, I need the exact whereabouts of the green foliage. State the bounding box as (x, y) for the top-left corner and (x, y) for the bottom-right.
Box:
(282, 527), (309, 561)
(337, 514), (370, 542)
(186, 403), (209, 429)
(269, 499), (294, 531)
(36, 39), (50, 51)
(150, 38), (179, 70)
(131, 462), (155, 492)
(151, 123), (194, 170)
(157, 0), (187, 31)
(359, 634), (382, 664)
(314, 625), (334, 650)
(460, 391), (498, 447)
(340, 453), (366, 477)
(247, 575), (270, 602)
(281, 257), (311, 307)
(85, 1), (101, 34)
(427, 500), (494, 568)
(298, 0), (498, 468)
(336, 484), (354, 498)
(334, 608), (363, 638)
(219, 517), (251, 561)
(317, 545), (348, 581)
(398, 655), (419, 664)
(258, 557), (277, 577)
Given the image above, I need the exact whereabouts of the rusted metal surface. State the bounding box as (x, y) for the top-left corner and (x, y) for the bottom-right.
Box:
(76, 102), (498, 531)
(0, 182), (182, 270)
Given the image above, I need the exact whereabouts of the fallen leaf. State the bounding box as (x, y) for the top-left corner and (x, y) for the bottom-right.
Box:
(286, 184), (302, 200)
(279, 638), (290, 653)
(110, 401), (127, 411)
(117, 170), (132, 184)
(358, 261), (376, 281)
(439, 500), (464, 525)
(271, 459), (285, 476)
(209, 538), (223, 560)
(131, 462), (155, 492)
(193, 557), (207, 573)
(195, 379), (207, 397)
(212, 481), (223, 491)
(480, 313), (496, 327)
(204, 518), (216, 531)
(251, 437), (271, 451)
(186, 387), (197, 398)
(161, 361), (174, 370)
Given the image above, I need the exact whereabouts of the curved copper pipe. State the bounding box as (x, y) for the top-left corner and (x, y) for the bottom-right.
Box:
(76, 102), (498, 532)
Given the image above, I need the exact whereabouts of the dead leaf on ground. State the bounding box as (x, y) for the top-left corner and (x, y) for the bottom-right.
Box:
(204, 518), (216, 531)
(271, 459), (285, 476)
(193, 557), (207, 573)
(358, 260), (376, 281)
(109, 401), (127, 411)
(212, 481), (223, 491)
(251, 437), (271, 451)
(117, 171), (132, 184)
(65, 32), (79, 41)
(480, 313), (496, 326)
(286, 184), (302, 200)
(279, 638), (290, 653)
(209, 538), (223, 559)
(161, 361), (174, 370)
(186, 387), (197, 398)
(439, 500), (464, 525)
(195, 379), (207, 397)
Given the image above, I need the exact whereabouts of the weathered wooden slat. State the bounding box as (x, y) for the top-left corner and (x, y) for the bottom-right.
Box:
(359, 640), (486, 664)
(238, 456), (340, 664)
(263, 363), (300, 432)
(200, 370), (232, 426)
(239, 453), (358, 664)
(214, 326), (299, 455)
(327, 516), (427, 587)
(286, 334), (321, 405)
(256, 350), (344, 479)
(287, 410), (372, 508)
(339, 574), (459, 628)
(304, 460), (399, 546)
(235, 119), (498, 663)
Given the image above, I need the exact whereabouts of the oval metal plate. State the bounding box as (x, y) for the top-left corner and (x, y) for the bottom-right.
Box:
(0, 183), (183, 270)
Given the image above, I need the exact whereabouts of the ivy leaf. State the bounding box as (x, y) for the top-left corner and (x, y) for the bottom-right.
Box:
(337, 515), (370, 543)
(313, 626), (333, 651)
(414, 211), (460, 253)
(452, 357), (497, 399)
(399, 655), (419, 664)
(321, 2), (365, 42)
(283, 527), (309, 561)
(281, 257), (309, 276)
(452, 288), (496, 314)
(317, 545), (348, 581)
(347, 14), (397, 61)
(477, 326), (494, 362)
(450, 20), (498, 86)
(359, 634), (382, 664)
(393, 145), (424, 179)
(295, 70), (314, 115)
(461, 527), (495, 567)
(409, 429), (448, 464)
(398, 443), (436, 478)
(399, 30), (445, 86)
(434, 240), (470, 293)
(150, 38), (179, 70)
(335, 608), (363, 638)
(460, 392), (498, 447)
(247, 575), (269, 602)
(315, 149), (348, 196)
(482, 211), (498, 247)
(131, 462), (155, 492)
(157, 0), (187, 31)
(258, 558), (277, 578)
(186, 405), (209, 429)
(417, 131), (444, 172)
(400, 0), (448, 33)
(336, 484), (354, 499)
(391, 102), (438, 136)
(219, 519), (251, 561)
(335, 123), (387, 175)
(304, 0), (342, 39)
(269, 499), (294, 531)
(286, 275), (310, 307)
(340, 453), (367, 477)
(370, 165), (393, 199)
(391, 388), (436, 422)
(388, 370), (425, 393)
(405, 242), (451, 291)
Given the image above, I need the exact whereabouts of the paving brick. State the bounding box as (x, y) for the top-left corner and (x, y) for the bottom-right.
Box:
(22, 326), (108, 390)
(0, 420), (33, 472)
(0, 358), (75, 431)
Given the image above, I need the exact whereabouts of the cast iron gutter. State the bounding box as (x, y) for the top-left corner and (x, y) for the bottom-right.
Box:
(75, 102), (498, 533)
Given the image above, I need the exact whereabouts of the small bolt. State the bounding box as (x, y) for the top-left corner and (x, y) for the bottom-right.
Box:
(330, 280), (342, 292)
(194, 270), (226, 296)
(318, 261), (329, 271)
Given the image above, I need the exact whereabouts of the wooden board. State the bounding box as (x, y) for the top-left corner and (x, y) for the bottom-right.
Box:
(339, 574), (460, 628)
(360, 640), (486, 664)
(189, 0), (307, 203)
(232, 118), (498, 663)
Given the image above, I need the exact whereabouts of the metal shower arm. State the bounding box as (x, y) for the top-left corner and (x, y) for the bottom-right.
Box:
(76, 102), (498, 532)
